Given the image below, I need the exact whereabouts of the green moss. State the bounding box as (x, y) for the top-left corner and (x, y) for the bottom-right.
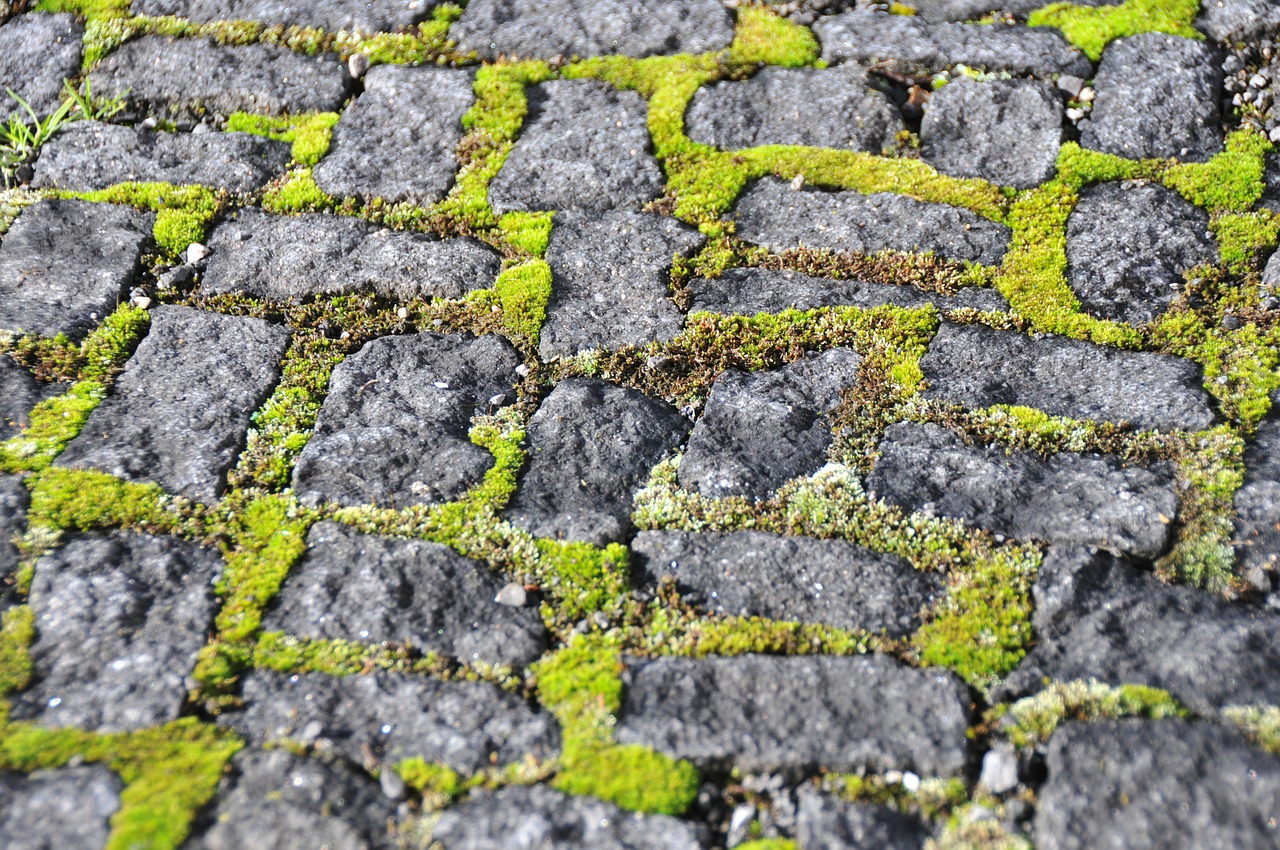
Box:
(534, 540), (632, 625)
(1210, 211), (1280, 275)
(0, 605), (34, 697)
(395, 758), (465, 799)
(1222, 705), (1280, 755)
(497, 211), (554, 257)
(33, 0), (129, 17)
(728, 4), (821, 68)
(55, 183), (221, 257)
(260, 168), (336, 214)
(932, 809), (1033, 850)
(253, 631), (425, 677)
(493, 259), (553, 344)
(734, 841), (796, 850)
(224, 111), (340, 166)
(0, 382), (104, 473)
(332, 4), (463, 65)
(555, 744), (700, 816)
(1027, 0), (1201, 60)
(27, 467), (188, 534)
(1164, 130), (1270, 214)
(1002, 680), (1190, 749)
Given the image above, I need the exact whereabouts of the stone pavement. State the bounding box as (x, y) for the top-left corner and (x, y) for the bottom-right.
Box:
(1, 0), (1280, 848)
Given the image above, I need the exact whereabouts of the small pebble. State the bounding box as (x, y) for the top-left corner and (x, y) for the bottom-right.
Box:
(380, 768), (407, 801)
(348, 52), (371, 79)
(495, 582), (528, 607)
(184, 243), (210, 264)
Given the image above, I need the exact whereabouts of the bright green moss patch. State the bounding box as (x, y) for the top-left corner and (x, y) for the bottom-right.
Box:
(56, 182), (221, 257)
(260, 168), (336, 214)
(1002, 680), (1189, 748)
(0, 605), (34, 697)
(1164, 130), (1270, 214)
(498, 211), (554, 257)
(734, 840), (797, 850)
(493, 259), (553, 344)
(253, 631), (426, 677)
(28, 467), (187, 534)
(556, 743), (700, 816)
(333, 4), (462, 65)
(1222, 705), (1280, 755)
(1027, 0), (1201, 60)
(1210, 211), (1280, 275)
(534, 540), (631, 625)
(396, 758), (465, 799)
(34, 0), (129, 18)
(0, 382), (104, 472)
(728, 4), (821, 68)
(225, 111), (340, 166)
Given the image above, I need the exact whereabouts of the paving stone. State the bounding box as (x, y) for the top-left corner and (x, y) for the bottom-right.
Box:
(0, 475), (27, 592)
(1263, 154), (1280, 215)
(1065, 182), (1216, 325)
(919, 322), (1217, 432)
(996, 547), (1280, 713)
(32, 121), (291, 193)
(814, 10), (1092, 77)
(291, 333), (519, 509)
(312, 65), (473, 205)
(0, 766), (122, 850)
(88, 36), (351, 119)
(796, 790), (931, 850)
(226, 670), (560, 773)
(57, 306), (289, 502)
(1197, 0), (1280, 43)
(1081, 33), (1223, 162)
(920, 77), (1062, 190)
(131, 0), (432, 34)
(0, 14), (82, 123)
(9, 531), (222, 732)
(734, 178), (1011, 266)
(1235, 395), (1280, 591)
(631, 529), (941, 636)
(0, 199), (154, 339)
(678, 348), (862, 500)
(504, 378), (690, 545)
(450, 0), (733, 60)
(689, 267), (1010, 315)
(0, 355), (57, 439)
(489, 80), (664, 215)
(616, 654), (971, 776)
(538, 211), (705, 359)
(1034, 720), (1280, 850)
(201, 209), (501, 302)
(684, 64), (902, 153)
(866, 422), (1178, 559)
(903, 0), (1119, 20)
(184, 748), (396, 850)
(262, 522), (546, 666)
(432, 785), (709, 850)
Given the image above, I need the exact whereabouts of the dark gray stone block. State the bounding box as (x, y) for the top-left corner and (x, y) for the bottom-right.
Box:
(262, 522), (546, 666)
(201, 209), (501, 302)
(734, 178), (1011, 266)
(688, 267), (1010, 315)
(1065, 182), (1216, 325)
(1235, 398), (1280, 589)
(432, 785), (709, 850)
(678, 348), (862, 500)
(0, 766), (122, 850)
(10, 531), (222, 732)
(504, 378), (690, 546)
(0, 475), (27, 590)
(921, 77), (1061, 189)
(1035, 720), (1280, 850)
(1198, 0), (1280, 42)
(184, 748), (396, 850)
(814, 10), (1092, 77)
(88, 36), (351, 119)
(0, 199), (154, 339)
(450, 0), (733, 60)
(1081, 33), (1223, 162)
(226, 670), (560, 773)
(538, 210), (705, 359)
(796, 790), (930, 850)
(131, 0), (433, 34)
(904, 0), (1118, 20)
(489, 80), (664, 215)
(920, 322), (1217, 432)
(684, 64), (902, 153)
(616, 654), (971, 776)
(0, 355), (57, 439)
(291, 333), (519, 509)
(57, 306), (289, 502)
(312, 65), (473, 205)
(0, 13), (81, 123)
(631, 529), (941, 636)
(32, 121), (291, 193)
(866, 422), (1178, 558)
(996, 547), (1280, 713)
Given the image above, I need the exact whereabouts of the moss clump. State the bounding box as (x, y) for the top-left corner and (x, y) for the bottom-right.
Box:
(555, 743), (701, 816)
(253, 631), (425, 677)
(224, 111), (340, 166)
(493, 259), (553, 344)
(1001, 680), (1189, 748)
(0, 605), (35, 697)
(734, 841), (796, 850)
(497, 211), (554, 257)
(1210, 211), (1280, 275)
(395, 758), (465, 799)
(28, 468), (188, 534)
(728, 4), (821, 68)
(0, 382), (105, 473)
(332, 4), (463, 65)
(260, 168), (336, 214)
(33, 0), (128, 17)
(1164, 130), (1270, 214)
(534, 540), (632, 625)
(1222, 705), (1280, 755)
(54, 183), (221, 257)
(1027, 0), (1201, 60)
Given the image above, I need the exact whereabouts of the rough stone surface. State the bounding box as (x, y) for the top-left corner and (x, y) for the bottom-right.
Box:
(0, 766), (122, 850)
(1198, 0), (1280, 42)
(201, 209), (501, 301)
(450, 0), (733, 60)
(1235, 395), (1280, 589)
(9, 531), (222, 732)
(292, 333), (519, 509)
(920, 77), (1062, 189)
(504, 378), (690, 545)
(684, 64), (902, 153)
(263, 522), (546, 666)
(678, 348), (862, 500)
(616, 654), (971, 775)
(631, 529), (941, 636)
(0, 355), (57, 438)
(734, 178), (1011, 266)
(432, 785), (709, 850)
(57, 306), (289, 502)
(489, 80), (664, 215)
(313, 65), (473, 205)
(814, 10), (1092, 77)
(88, 36), (351, 118)
(131, 0), (432, 34)
(32, 120), (291, 193)
(997, 547), (1280, 712)
(688, 267), (1010, 315)
(920, 322), (1218, 432)
(184, 748), (396, 850)
(865, 422), (1179, 559)
(1065, 182), (1216, 325)
(796, 790), (931, 850)
(538, 211), (705, 359)
(1081, 33), (1223, 162)
(1034, 720), (1280, 850)
(0, 475), (27, 591)
(0, 199), (154, 339)
(904, 0), (1119, 20)
(226, 670), (559, 773)
(0, 14), (82, 122)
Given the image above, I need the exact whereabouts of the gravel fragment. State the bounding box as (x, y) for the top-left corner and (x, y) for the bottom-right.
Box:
(1196, 0), (1280, 43)
(131, 0), (433, 34)
(0, 766), (122, 850)
(0, 14), (82, 123)
(796, 790), (931, 850)
(262, 522), (546, 666)
(1235, 394), (1280, 591)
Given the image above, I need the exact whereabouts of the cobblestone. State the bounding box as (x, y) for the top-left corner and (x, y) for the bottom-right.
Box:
(0, 14), (81, 123)
(689, 267), (1009, 314)
(0, 766), (121, 850)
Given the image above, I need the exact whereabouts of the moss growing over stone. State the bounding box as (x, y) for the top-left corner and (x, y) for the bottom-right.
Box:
(54, 182), (222, 257)
(1027, 0), (1202, 60)
(1001, 680), (1190, 749)
(728, 4), (821, 68)
(224, 111), (340, 166)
